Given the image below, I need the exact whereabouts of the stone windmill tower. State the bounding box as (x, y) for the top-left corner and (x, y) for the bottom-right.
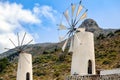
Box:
(58, 0), (96, 75)
(9, 32), (33, 80)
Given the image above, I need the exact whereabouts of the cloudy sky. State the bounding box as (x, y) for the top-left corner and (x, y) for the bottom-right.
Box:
(0, 0), (120, 53)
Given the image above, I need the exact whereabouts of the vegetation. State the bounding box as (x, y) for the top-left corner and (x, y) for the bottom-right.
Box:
(95, 31), (120, 69)
(0, 58), (9, 72)
(0, 31), (120, 80)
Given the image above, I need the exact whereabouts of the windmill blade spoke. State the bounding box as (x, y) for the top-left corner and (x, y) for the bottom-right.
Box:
(80, 10), (87, 20)
(76, 5), (83, 17)
(73, 3), (83, 25)
(63, 10), (69, 22)
(21, 39), (33, 50)
(63, 10), (71, 26)
(62, 31), (73, 52)
(75, 10), (88, 26)
(9, 38), (17, 47)
(59, 30), (70, 42)
(59, 36), (65, 42)
(25, 39), (33, 46)
(17, 32), (20, 47)
(71, 3), (76, 17)
(21, 32), (26, 46)
(62, 38), (69, 52)
(58, 23), (67, 30)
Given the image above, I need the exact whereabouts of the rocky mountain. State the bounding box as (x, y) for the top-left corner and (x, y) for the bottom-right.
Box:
(80, 18), (116, 37)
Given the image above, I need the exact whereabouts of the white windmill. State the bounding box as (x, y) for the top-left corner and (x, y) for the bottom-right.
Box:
(58, 0), (96, 75)
(8, 32), (33, 80)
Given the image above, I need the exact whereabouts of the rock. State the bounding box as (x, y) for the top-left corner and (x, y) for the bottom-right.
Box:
(79, 18), (116, 37)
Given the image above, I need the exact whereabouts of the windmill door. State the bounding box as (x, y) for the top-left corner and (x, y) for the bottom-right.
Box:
(26, 72), (30, 80)
(88, 60), (92, 74)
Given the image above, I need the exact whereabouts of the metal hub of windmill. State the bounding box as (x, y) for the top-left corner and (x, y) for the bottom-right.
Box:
(58, 0), (88, 52)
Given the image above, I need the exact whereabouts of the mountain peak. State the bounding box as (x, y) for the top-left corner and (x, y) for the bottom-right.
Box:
(79, 18), (102, 32)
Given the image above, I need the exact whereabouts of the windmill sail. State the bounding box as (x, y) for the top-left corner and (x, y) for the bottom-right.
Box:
(80, 11), (87, 20)
(76, 5), (83, 17)
(59, 36), (64, 42)
(58, 23), (67, 30)
(62, 38), (69, 51)
(75, 10), (87, 25)
(63, 10), (69, 22)
(71, 4), (76, 17)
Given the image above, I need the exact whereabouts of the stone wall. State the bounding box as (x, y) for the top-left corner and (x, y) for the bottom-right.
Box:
(100, 68), (120, 75)
(66, 74), (120, 80)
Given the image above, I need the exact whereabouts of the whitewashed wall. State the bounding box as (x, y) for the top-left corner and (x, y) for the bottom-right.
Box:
(71, 29), (96, 75)
(17, 53), (33, 80)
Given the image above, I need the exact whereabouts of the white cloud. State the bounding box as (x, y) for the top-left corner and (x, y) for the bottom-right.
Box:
(33, 4), (57, 22)
(0, 1), (59, 53)
(0, 2), (39, 53)
(0, 2), (41, 33)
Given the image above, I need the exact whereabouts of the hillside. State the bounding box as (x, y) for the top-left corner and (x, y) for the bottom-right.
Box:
(95, 30), (120, 69)
(0, 19), (120, 80)
(0, 30), (119, 80)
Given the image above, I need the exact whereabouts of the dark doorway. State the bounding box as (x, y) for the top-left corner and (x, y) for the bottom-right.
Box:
(26, 72), (30, 80)
(88, 60), (92, 74)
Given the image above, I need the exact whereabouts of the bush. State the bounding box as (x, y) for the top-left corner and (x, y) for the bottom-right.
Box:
(34, 70), (46, 76)
(116, 64), (120, 68)
(97, 33), (105, 40)
(58, 53), (65, 61)
(102, 58), (111, 65)
(115, 29), (120, 35)
(53, 71), (60, 77)
(0, 58), (9, 73)
(43, 50), (51, 54)
(0, 78), (3, 80)
(107, 32), (114, 37)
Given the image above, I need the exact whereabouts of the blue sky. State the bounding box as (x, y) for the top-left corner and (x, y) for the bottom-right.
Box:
(0, 0), (120, 53)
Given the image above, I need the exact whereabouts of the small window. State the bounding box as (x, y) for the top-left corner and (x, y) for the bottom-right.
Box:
(88, 60), (92, 74)
(26, 72), (30, 80)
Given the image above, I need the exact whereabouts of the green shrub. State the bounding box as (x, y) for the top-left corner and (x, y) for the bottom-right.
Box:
(0, 78), (3, 80)
(53, 71), (60, 77)
(97, 33), (105, 40)
(34, 69), (46, 76)
(102, 58), (111, 65)
(107, 32), (114, 37)
(0, 58), (9, 73)
(115, 29), (120, 35)
(43, 50), (51, 54)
